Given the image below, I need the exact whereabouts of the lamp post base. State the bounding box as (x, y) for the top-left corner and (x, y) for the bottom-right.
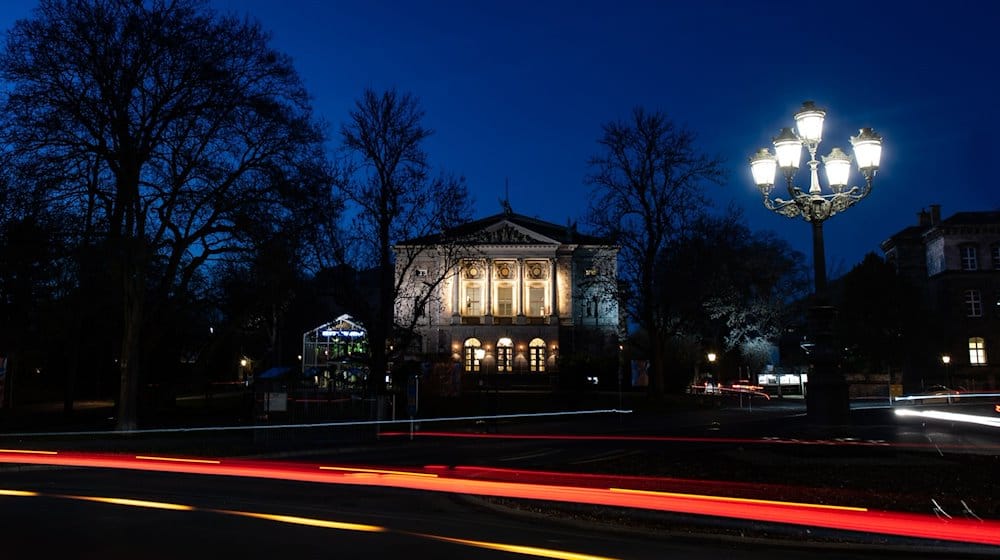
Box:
(805, 378), (850, 425)
(804, 305), (850, 425)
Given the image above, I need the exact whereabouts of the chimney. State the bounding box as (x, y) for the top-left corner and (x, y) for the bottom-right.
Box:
(918, 209), (931, 226)
(930, 204), (941, 225)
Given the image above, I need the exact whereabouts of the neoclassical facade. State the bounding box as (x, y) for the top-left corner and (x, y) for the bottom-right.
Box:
(394, 208), (620, 382)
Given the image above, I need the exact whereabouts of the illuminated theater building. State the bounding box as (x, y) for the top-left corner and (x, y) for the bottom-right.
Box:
(394, 206), (621, 388)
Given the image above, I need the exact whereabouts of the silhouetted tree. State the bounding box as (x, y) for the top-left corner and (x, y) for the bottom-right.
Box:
(339, 88), (471, 395)
(586, 107), (724, 397)
(0, 0), (332, 429)
(657, 209), (808, 383)
(836, 252), (925, 378)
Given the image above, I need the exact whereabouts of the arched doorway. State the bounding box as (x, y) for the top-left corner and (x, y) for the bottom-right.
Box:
(464, 338), (482, 372)
(529, 338), (546, 372)
(497, 337), (513, 372)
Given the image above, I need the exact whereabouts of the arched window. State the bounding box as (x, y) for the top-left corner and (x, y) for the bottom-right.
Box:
(969, 337), (987, 366)
(497, 338), (513, 372)
(464, 338), (482, 372)
(529, 338), (546, 372)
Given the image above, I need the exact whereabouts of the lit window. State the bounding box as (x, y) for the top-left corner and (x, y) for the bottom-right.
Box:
(496, 284), (513, 316)
(496, 338), (513, 372)
(464, 284), (482, 316)
(961, 245), (978, 271)
(969, 337), (987, 366)
(585, 268), (597, 276)
(965, 289), (982, 317)
(529, 338), (546, 372)
(464, 338), (482, 372)
(527, 285), (545, 316)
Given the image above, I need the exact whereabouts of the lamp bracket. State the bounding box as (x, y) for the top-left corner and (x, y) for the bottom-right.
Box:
(764, 180), (873, 223)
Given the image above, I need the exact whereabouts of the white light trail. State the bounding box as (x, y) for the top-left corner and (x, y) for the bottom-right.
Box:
(894, 408), (1000, 428)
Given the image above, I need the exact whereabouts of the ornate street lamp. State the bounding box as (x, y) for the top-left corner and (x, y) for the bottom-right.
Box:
(749, 101), (883, 423)
(749, 101), (883, 294)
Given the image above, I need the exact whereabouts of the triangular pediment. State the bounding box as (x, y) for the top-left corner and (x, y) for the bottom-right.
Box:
(395, 210), (609, 247)
(471, 220), (561, 245)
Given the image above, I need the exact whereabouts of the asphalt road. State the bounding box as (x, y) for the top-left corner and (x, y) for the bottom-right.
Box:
(2, 396), (998, 558)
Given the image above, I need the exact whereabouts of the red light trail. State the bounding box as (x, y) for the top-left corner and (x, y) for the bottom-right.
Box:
(1, 448), (998, 546)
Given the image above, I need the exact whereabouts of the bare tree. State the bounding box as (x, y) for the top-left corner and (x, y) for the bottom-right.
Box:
(339, 88), (471, 394)
(586, 107), (725, 397)
(0, 0), (332, 429)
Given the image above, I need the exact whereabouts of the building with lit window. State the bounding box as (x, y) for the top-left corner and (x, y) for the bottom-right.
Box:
(881, 205), (1000, 389)
(393, 206), (620, 390)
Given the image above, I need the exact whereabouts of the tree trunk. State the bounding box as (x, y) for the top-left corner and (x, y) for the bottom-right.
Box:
(649, 334), (667, 398)
(116, 254), (144, 431)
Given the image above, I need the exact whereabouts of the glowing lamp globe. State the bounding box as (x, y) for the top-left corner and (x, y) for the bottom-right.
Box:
(749, 148), (777, 189)
(851, 127), (883, 173)
(794, 101), (826, 145)
(822, 147), (852, 190)
(772, 127), (803, 172)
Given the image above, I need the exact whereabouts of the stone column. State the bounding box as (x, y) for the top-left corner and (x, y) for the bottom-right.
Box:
(516, 259), (526, 325)
(484, 259), (493, 325)
(451, 263), (460, 325)
(549, 258), (558, 323)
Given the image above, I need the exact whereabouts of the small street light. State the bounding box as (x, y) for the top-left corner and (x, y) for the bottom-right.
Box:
(749, 101), (883, 423)
(941, 354), (952, 388)
(705, 352), (717, 392)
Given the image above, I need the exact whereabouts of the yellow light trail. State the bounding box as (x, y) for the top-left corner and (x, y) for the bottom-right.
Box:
(0, 489), (39, 497)
(319, 466), (437, 478)
(420, 534), (621, 560)
(218, 510), (387, 532)
(610, 487), (868, 512)
(135, 455), (222, 464)
(68, 495), (195, 511)
(0, 449), (58, 455)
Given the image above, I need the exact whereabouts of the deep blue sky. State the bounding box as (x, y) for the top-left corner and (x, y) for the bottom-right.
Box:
(3, 0), (998, 277)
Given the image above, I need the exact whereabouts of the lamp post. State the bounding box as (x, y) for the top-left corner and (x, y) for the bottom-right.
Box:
(239, 357), (250, 383)
(941, 354), (952, 389)
(749, 101), (883, 424)
(618, 343), (624, 411)
(706, 352), (717, 393)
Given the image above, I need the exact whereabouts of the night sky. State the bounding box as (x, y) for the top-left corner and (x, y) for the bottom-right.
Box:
(3, 0), (998, 277)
